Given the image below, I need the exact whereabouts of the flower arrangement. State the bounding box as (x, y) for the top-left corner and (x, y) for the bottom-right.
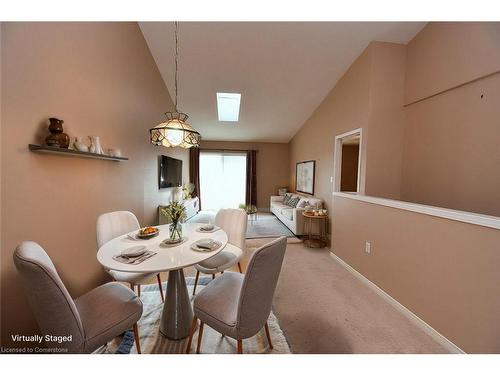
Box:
(161, 201), (187, 242)
(182, 182), (195, 200)
(238, 203), (257, 214)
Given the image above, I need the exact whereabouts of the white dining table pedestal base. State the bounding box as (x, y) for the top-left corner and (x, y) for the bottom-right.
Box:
(159, 269), (193, 340)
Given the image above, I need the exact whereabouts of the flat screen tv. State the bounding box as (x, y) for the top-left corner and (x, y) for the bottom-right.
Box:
(159, 155), (182, 189)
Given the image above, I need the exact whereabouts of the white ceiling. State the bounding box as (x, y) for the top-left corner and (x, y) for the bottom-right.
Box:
(139, 22), (426, 143)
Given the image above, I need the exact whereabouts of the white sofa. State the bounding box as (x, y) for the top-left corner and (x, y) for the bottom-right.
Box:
(270, 194), (323, 235)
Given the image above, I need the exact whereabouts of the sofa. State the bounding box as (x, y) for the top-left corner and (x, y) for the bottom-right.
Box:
(270, 193), (323, 235)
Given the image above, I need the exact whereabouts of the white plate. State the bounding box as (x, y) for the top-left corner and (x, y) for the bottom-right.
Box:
(190, 239), (222, 252)
(121, 245), (147, 258)
(195, 225), (220, 233)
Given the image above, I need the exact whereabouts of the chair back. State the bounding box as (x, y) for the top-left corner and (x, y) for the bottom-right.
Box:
(96, 210), (140, 248)
(215, 208), (247, 250)
(236, 236), (287, 338)
(13, 241), (85, 352)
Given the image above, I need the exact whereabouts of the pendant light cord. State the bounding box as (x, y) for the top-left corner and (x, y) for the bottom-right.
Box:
(174, 21), (179, 112)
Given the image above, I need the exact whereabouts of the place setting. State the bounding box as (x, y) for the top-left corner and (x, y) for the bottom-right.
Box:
(112, 245), (157, 265)
(195, 223), (220, 233)
(190, 238), (222, 252)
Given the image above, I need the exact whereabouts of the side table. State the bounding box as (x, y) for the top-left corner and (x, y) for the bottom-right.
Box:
(302, 212), (328, 248)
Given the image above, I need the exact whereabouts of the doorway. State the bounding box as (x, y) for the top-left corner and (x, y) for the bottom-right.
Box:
(333, 128), (363, 193)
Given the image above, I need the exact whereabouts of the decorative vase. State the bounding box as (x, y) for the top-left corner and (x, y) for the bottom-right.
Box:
(89, 136), (103, 154)
(73, 137), (89, 152)
(45, 118), (70, 148)
(169, 221), (183, 242)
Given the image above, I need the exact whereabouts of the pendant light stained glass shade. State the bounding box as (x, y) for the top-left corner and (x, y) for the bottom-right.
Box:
(150, 112), (201, 148)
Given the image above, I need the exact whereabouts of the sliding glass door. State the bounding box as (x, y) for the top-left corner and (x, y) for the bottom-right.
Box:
(199, 151), (247, 210)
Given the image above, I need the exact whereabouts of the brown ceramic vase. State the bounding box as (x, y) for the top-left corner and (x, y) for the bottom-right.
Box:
(45, 118), (70, 148)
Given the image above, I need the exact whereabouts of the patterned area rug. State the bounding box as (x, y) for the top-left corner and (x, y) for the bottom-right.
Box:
(246, 213), (295, 239)
(106, 276), (291, 354)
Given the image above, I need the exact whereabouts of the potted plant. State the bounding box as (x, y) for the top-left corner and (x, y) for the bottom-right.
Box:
(161, 201), (187, 243)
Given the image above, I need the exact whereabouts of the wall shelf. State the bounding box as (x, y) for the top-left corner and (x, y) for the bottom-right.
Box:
(28, 144), (128, 161)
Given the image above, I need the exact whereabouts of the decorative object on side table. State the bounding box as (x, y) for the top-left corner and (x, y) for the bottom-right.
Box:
(296, 160), (315, 195)
(45, 117), (70, 148)
(278, 187), (288, 196)
(239, 203), (257, 222)
(161, 201), (187, 244)
(182, 182), (195, 200)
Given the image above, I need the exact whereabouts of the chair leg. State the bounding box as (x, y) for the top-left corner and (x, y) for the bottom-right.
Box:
(196, 321), (204, 354)
(137, 284), (141, 298)
(212, 274), (215, 280)
(132, 323), (141, 354)
(156, 274), (164, 302)
(185, 316), (198, 354)
(192, 271), (200, 296)
(264, 322), (273, 350)
(237, 339), (243, 354)
(237, 262), (243, 273)
(130, 284), (134, 291)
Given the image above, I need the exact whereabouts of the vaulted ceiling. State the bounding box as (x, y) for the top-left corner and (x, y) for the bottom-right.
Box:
(139, 22), (426, 143)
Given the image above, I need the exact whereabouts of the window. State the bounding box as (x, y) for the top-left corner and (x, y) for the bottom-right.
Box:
(200, 151), (247, 210)
(216, 92), (241, 122)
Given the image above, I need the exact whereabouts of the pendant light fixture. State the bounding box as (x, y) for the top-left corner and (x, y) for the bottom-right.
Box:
(150, 22), (201, 148)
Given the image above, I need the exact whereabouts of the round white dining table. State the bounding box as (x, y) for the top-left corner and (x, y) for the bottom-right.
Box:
(97, 222), (228, 340)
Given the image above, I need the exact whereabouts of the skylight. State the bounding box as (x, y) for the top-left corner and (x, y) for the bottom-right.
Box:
(217, 92), (241, 122)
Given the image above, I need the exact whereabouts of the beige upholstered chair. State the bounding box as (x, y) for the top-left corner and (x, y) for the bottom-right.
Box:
(192, 208), (247, 295)
(186, 236), (287, 354)
(13, 241), (143, 353)
(96, 211), (164, 301)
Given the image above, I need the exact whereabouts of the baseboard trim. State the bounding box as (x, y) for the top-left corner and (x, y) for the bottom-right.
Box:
(328, 251), (465, 354)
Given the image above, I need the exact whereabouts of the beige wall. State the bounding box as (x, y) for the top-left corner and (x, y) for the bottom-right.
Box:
(0, 22), (188, 347)
(289, 41), (406, 219)
(332, 196), (500, 353)
(401, 22), (500, 216)
(200, 140), (289, 210)
(405, 22), (500, 105)
(289, 22), (500, 352)
(290, 24), (500, 217)
(364, 42), (406, 200)
(289, 45), (373, 217)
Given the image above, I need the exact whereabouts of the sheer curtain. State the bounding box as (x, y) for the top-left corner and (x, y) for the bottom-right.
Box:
(199, 151), (247, 210)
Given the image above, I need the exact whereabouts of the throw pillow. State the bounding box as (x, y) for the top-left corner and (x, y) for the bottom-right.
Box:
(297, 198), (309, 208)
(283, 193), (293, 205)
(287, 196), (300, 208)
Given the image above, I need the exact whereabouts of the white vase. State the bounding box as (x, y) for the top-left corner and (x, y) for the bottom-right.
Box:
(89, 136), (103, 154)
(74, 137), (89, 152)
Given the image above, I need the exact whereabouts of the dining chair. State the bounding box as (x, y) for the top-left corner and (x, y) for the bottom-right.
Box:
(185, 236), (287, 354)
(192, 208), (248, 296)
(13, 241), (143, 353)
(96, 211), (164, 302)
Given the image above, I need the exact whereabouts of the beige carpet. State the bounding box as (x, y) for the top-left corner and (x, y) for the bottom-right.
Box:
(106, 276), (291, 354)
(265, 239), (450, 354)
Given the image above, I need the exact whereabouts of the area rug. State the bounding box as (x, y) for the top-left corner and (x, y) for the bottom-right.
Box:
(246, 213), (295, 239)
(106, 276), (291, 354)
